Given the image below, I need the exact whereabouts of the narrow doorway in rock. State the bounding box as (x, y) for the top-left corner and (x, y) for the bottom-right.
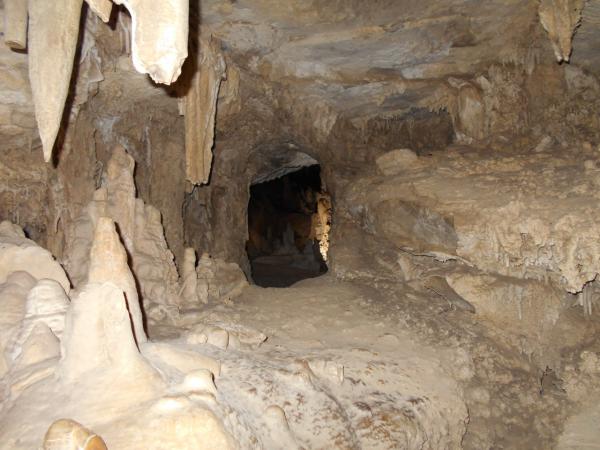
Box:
(246, 165), (331, 287)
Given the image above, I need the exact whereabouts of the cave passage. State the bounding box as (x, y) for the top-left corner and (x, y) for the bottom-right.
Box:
(246, 165), (331, 287)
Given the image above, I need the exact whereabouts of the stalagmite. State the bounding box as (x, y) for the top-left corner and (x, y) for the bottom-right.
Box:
(111, 0), (188, 84)
(179, 247), (199, 305)
(3, 0), (28, 50)
(60, 282), (154, 381)
(88, 217), (147, 343)
(28, 0), (83, 162)
(539, 0), (585, 63)
(184, 37), (226, 185)
(85, 0), (113, 23)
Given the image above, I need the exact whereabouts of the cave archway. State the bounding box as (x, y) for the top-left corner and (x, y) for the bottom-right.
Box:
(246, 161), (331, 288)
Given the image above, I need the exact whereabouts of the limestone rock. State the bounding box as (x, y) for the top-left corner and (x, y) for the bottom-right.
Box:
(88, 217), (146, 343)
(85, 0), (112, 23)
(60, 282), (155, 382)
(456, 82), (486, 141)
(28, 0), (83, 161)
(0, 271), (36, 376)
(197, 253), (248, 303)
(14, 322), (60, 369)
(3, 0), (28, 50)
(539, 0), (585, 63)
(65, 147), (180, 316)
(375, 149), (420, 176)
(0, 221), (70, 293)
(179, 247), (199, 306)
(7, 279), (69, 363)
(43, 418), (107, 450)
(370, 200), (458, 255)
(112, 0), (188, 84)
(112, 397), (234, 450)
(143, 342), (221, 377)
(183, 36), (226, 185)
(181, 369), (217, 395)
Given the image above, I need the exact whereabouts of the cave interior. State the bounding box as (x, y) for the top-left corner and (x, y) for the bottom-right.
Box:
(2, 0), (600, 448)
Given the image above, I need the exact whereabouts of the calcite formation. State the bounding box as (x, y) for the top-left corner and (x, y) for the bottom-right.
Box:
(0, 222), (70, 293)
(184, 36), (226, 185)
(85, 0), (112, 23)
(65, 146), (180, 313)
(87, 217), (146, 344)
(28, 0), (83, 162)
(539, 0), (586, 62)
(112, 0), (189, 84)
(2, 0), (27, 50)
(6, 0), (600, 447)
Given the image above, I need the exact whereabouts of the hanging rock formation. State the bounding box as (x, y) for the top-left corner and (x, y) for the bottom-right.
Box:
(85, 0), (113, 23)
(112, 0), (189, 84)
(184, 36), (226, 185)
(28, 0), (83, 162)
(3, 0), (27, 50)
(539, 0), (586, 63)
(5, 0), (189, 162)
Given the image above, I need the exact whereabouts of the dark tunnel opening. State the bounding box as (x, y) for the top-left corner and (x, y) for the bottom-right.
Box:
(246, 165), (331, 288)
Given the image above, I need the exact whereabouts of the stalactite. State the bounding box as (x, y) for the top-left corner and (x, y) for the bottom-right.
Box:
(184, 36), (226, 185)
(538, 0), (585, 63)
(85, 0), (113, 23)
(3, 0), (28, 50)
(112, 0), (189, 84)
(28, 0), (83, 162)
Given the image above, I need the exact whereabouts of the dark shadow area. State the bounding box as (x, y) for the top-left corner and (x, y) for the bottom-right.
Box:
(247, 165), (331, 288)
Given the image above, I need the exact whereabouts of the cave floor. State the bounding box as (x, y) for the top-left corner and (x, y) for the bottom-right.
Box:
(250, 254), (326, 287)
(148, 274), (575, 449)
